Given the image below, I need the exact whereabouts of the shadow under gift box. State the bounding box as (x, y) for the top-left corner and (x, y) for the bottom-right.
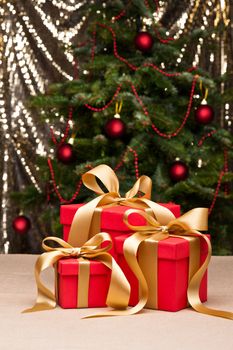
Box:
(60, 203), (181, 258)
(115, 234), (209, 311)
(57, 259), (111, 308)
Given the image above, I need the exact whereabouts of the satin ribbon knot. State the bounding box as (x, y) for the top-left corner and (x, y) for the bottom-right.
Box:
(160, 225), (168, 233)
(69, 248), (81, 257)
(123, 208), (194, 239)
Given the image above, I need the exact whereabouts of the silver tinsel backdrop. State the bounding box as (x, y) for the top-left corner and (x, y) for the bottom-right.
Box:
(0, 0), (232, 253)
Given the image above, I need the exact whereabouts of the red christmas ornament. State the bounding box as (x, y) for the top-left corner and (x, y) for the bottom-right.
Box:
(169, 161), (189, 182)
(195, 104), (214, 124)
(12, 215), (31, 234)
(56, 143), (74, 164)
(134, 31), (154, 52)
(105, 118), (126, 139)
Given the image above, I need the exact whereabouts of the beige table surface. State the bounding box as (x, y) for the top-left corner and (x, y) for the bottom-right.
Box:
(0, 255), (232, 350)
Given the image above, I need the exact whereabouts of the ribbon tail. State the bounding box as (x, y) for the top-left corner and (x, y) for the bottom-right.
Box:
(83, 308), (140, 319)
(22, 251), (64, 313)
(123, 233), (149, 314)
(188, 232), (233, 320)
(68, 194), (106, 246)
(125, 175), (152, 199)
(22, 302), (55, 313)
(83, 253), (131, 319)
(68, 193), (121, 247)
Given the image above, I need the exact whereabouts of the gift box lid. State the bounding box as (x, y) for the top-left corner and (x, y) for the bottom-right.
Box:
(58, 258), (110, 276)
(60, 202), (181, 232)
(114, 234), (209, 260)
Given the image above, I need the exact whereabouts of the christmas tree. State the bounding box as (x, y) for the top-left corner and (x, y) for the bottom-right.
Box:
(12, 1), (233, 254)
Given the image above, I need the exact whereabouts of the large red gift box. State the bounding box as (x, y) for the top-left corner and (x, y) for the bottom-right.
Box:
(57, 258), (111, 308)
(115, 234), (209, 311)
(60, 202), (181, 245)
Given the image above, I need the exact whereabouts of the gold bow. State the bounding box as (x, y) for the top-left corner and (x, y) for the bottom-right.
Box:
(123, 208), (233, 320)
(23, 232), (131, 317)
(68, 164), (176, 246)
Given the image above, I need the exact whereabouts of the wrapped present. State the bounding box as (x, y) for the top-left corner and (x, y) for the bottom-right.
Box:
(23, 233), (131, 316)
(60, 164), (180, 249)
(117, 208), (210, 313)
(115, 233), (209, 310)
(58, 259), (111, 308)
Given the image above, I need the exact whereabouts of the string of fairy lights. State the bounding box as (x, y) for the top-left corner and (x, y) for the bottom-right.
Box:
(0, 0), (232, 253)
(0, 0), (88, 253)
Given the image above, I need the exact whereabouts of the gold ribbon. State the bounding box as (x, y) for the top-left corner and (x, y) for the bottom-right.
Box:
(199, 79), (208, 103)
(115, 100), (123, 117)
(123, 208), (233, 320)
(23, 232), (131, 317)
(68, 164), (176, 247)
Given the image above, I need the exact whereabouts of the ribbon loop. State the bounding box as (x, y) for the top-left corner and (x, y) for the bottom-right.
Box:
(82, 164), (120, 194)
(68, 164), (175, 247)
(123, 208), (168, 234)
(125, 175), (152, 199)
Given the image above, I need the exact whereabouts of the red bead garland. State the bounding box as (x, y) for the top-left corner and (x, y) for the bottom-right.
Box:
(131, 75), (197, 138)
(91, 29), (96, 62)
(224, 148), (229, 195)
(153, 27), (174, 44)
(197, 130), (216, 146)
(114, 151), (127, 172)
(84, 84), (122, 112)
(112, 8), (126, 22)
(128, 147), (139, 179)
(208, 170), (225, 215)
(142, 63), (196, 77)
(82, 77), (197, 140)
(47, 146), (140, 203)
(50, 107), (74, 145)
(111, 0), (174, 44)
(47, 158), (83, 204)
(114, 147), (139, 178)
(90, 23), (196, 75)
(197, 132), (229, 213)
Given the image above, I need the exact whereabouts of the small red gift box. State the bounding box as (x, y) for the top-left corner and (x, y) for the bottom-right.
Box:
(60, 202), (181, 254)
(115, 234), (209, 311)
(57, 258), (111, 308)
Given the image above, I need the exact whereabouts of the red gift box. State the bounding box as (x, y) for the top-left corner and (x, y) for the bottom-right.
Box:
(60, 202), (181, 252)
(115, 234), (209, 311)
(57, 258), (111, 308)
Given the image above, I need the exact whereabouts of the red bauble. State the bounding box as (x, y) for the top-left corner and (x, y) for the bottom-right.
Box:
(134, 31), (154, 52)
(56, 143), (74, 164)
(105, 118), (126, 139)
(169, 161), (189, 182)
(12, 215), (31, 234)
(195, 104), (214, 124)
